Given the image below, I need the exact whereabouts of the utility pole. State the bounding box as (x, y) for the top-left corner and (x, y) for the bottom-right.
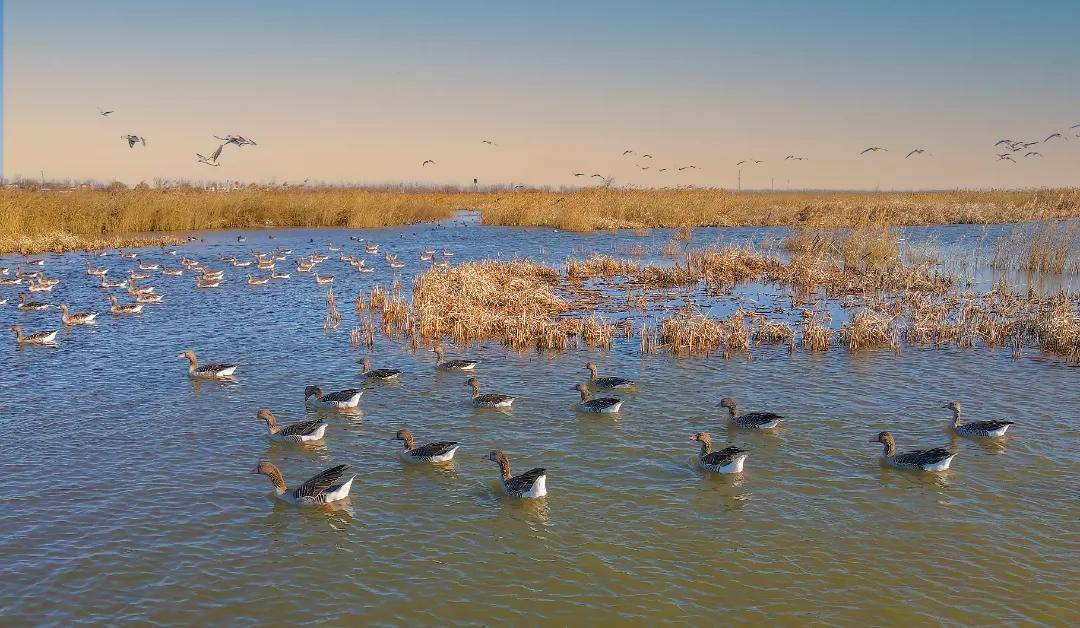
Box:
(737, 168), (741, 191)
(40, 170), (45, 187)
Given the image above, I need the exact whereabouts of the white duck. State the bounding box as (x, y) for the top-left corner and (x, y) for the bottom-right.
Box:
(254, 409), (327, 443)
(179, 349), (237, 378)
(484, 450), (547, 498)
(393, 429), (459, 463)
(689, 432), (748, 474)
(304, 385), (363, 409)
(251, 462), (355, 505)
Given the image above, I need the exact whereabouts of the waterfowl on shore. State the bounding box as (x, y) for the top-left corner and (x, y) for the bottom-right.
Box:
(690, 432), (749, 473)
(107, 295), (143, 315)
(18, 294), (50, 311)
(304, 385), (363, 409)
(246, 274), (269, 285)
(251, 462), (355, 505)
(393, 429), (459, 463)
(10, 324), (57, 345)
(359, 358), (402, 381)
(254, 408), (327, 443)
(584, 362), (635, 390)
(871, 432), (956, 472)
(179, 349), (237, 378)
(432, 345), (477, 371)
(944, 401), (1015, 438)
(313, 272), (334, 285)
(484, 450), (547, 498)
(573, 383), (622, 414)
(60, 304), (97, 325)
(719, 397), (783, 429)
(466, 377), (514, 408)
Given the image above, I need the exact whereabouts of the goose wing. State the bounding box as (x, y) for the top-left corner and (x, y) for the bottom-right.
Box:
(280, 418), (326, 437)
(506, 467), (546, 494)
(739, 411), (783, 426)
(197, 362), (235, 373)
(292, 464), (349, 500)
(893, 448), (952, 467)
(477, 393), (512, 405)
(702, 446), (746, 467)
(444, 359), (477, 369)
(962, 419), (1015, 432)
(322, 388), (362, 402)
(596, 376), (633, 389)
(368, 368), (402, 379)
(586, 397), (621, 410)
(410, 441), (459, 458)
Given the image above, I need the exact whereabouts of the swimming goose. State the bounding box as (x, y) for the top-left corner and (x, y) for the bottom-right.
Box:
(161, 267), (184, 276)
(584, 362), (635, 390)
(233, 259), (253, 268)
(719, 397), (783, 429)
(359, 358), (402, 381)
(27, 280), (53, 293)
(432, 345), (477, 370)
(690, 432), (748, 473)
(466, 377), (514, 408)
(944, 401), (1015, 438)
(0, 277), (21, 286)
(246, 274), (269, 285)
(573, 383), (622, 413)
(365, 244), (379, 254)
(871, 432), (956, 471)
(0, 299), (6, 306)
(138, 262), (159, 271)
(60, 304), (97, 325)
(128, 270), (149, 281)
(484, 450), (547, 498)
(18, 294), (50, 311)
(120, 252), (137, 260)
(271, 271), (291, 279)
(10, 324), (58, 345)
(99, 276), (128, 289)
(393, 429), (459, 463)
(313, 272), (334, 285)
(195, 276), (222, 288)
(442, 249), (454, 257)
(251, 462), (355, 505)
(304, 385), (363, 409)
(136, 292), (163, 304)
(37, 276), (60, 287)
(254, 408), (327, 443)
(107, 295), (143, 315)
(85, 262), (108, 277)
(179, 349), (237, 378)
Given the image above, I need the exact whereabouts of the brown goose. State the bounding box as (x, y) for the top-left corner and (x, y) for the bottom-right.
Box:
(10, 324), (57, 345)
(432, 345), (477, 371)
(573, 383), (622, 414)
(689, 432), (748, 473)
(251, 462), (355, 505)
(106, 295), (143, 315)
(179, 349), (237, 378)
(359, 358), (402, 381)
(304, 385), (362, 409)
(254, 409), (326, 443)
(943, 401), (1015, 439)
(584, 362), (635, 390)
(393, 429), (459, 463)
(719, 397), (782, 429)
(484, 450), (547, 498)
(465, 377), (514, 408)
(60, 304), (97, 326)
(18, 293), (50, 311)
(871, 432), (956, 471)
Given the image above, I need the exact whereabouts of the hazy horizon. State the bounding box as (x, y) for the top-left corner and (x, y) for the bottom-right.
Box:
(3, 1), (1079, 190)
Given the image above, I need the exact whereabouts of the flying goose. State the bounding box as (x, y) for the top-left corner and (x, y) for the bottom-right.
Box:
(359, 358), (401, 381)
(251, 462), (355, 505)
(122, 134), (146, 148)
(304, 385), (363, 409)
(422, 159), (436, 167)
(254, 409), (327, 443)
(719, 397), (782, 429)
(1044, 133), (1064, 142)
(465, 377), (514, 408)
(179, 349), (236, 378)
(860, 146), (887, 154)
(98, 107), (114, 117)
(431, 345), (477, 371)
(690, 432), (748, 474)
(196, 144), (224, 166)
(943, 401), (1015, 439)
(905, 149), (927, 158)
(10, 324), (57, 345)
(484, 450), (547, 498)
(871, 431), (956, 471)
(573, 383), (622, 414)
(393, 429), (459, 463)
(215, 134), (257, 147)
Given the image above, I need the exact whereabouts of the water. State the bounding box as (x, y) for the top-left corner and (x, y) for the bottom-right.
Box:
(2, 216), (1078, 624)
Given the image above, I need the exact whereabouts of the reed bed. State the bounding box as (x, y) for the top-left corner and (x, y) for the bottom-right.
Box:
(990, 220), (1079, 274)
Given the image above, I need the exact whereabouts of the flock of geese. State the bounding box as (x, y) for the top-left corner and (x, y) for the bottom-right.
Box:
(3, 238), (1019, 507)
(98, 107), (257, 167)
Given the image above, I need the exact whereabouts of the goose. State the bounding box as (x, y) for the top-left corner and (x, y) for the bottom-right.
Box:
(128, 270), (149, 281)
(18, 294), (50, 311)
(365, 245), (380, 254)
(393, 429), (459, 463)
(441, 249), (454, 257)
(179, 349), (237, 378)
(161, 267), (183, 276)
(573, 383), (622, 414)
(119, 253), (138, 260)
(85, 262), (108, 277)
(251, 462), (355, 506)
(26, 281), (53, 293)
(135, 292), (163, 304)
(195, 277), (222, 288)
(98, 276), (128, 289)
(313, 272), (334, 285)
(233, 260), (253, 268)
(389, 261), (406, 269)
(432, 345), (477, 371)
(689, 432), (749, 474)
(484, 450), (547, 498)
(254, 408), (327, 443)
(304, 385), (363, 409)
(359, 358), (402, 381)
(60, 304), (97, 325)
(0, 299), (6, 306)
(296, 260), (315, 273)
(871, 432), (956, 472)
(246, 274), (269, 285)
(584, 362), (635, 390)
(271, 271), (291, 279)
(107, 295), (143, 315)
(37, 276), (60, 287)
(0, 277), (21, 286)
(465, 377), (514, 408)
(943, 401), (1015, 439)
(10, 324), (57, 345)
(719, 397), (782, 429)
(24, 257), (45, 266)
(138, 262), (160, 271)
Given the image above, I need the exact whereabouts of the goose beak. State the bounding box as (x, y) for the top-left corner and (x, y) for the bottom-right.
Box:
(249, 466), (260, 474)
(688, 435), (697, 441)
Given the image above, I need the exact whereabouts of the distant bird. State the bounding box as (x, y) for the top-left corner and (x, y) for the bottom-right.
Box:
(638, 165), (650, 170)
(573, 172), (585, 177)
(590, 173), (605, 179)
(905, 149), (927, 158)
(1044, 133), (1064, 142)
(1072, 123), (1080, 129)
(481, 139), (498, 146)
(994, 139), (1014, 147)
(97, 108), (114, 117)
(422, 160), (436, 167)
(736, 160), (748, 166)
(622, 150), (634, 155)
(657, 168), (668, 173)
(196, 144), (224, 166)
(122, 135), (146, 148)
(1025, 151), (1043, 158)
(784, 155), (807, 161)
(641, 154), (653, 159)
(751, 159), (763, 164)
(215, 134), (257, 147)
(997, 154), (1016, 163)
(677, 165), (698, 171)
(860, 146), (887, 154)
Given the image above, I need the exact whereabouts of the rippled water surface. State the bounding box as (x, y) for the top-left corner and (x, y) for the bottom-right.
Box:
(2, 216), (1078, 624)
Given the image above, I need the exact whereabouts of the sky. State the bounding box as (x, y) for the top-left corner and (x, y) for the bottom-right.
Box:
(2, 0), (1078, 189)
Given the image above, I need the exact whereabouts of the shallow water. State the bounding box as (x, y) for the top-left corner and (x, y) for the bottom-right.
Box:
(2, 216), (1078, 624)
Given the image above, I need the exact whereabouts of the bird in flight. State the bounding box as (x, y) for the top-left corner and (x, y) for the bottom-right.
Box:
(657, 168), (668, 173)
(736, 160), (748, 166)
(638, 165), (650, 170)
(481, 139), (498, 146)
(590, 174), (605, 179)
(752, 160), (764, 164)
(905, 149), (927, 158)
(783, 155), (807, 161)
(677, 165), (698, 171)
(994, 139), (1014, 147)
(215, 134), (257, 147)
(641, 154), (653, 159)
(422, 160), (436, 167)
(1044, 133), (1064, 142)
(997, 154), (1016, 163)
(622, 150), (634, 156)
(196, 144), (225, 166)
(572, 172), (585, 177)
(122, 135), (146, 148)
(98, 107), (114, 117)
(1024, 151), (1042, 158)
(860, 146), (887, 154)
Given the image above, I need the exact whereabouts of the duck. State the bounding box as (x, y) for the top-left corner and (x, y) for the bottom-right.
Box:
(179, 349), (237, 378)
(18, 293), (50, 311)
(689, 432), (748, 473)
(313, 272), (334, 285)
(465, 377), (514, 408)
(393, 429), (459, 463)
(10, 324), (57, 345)
(944, 401), (1015, 439)
(573, 383), (622, 413)
(60, 304), (97, 325)
(359, 358), (402, 381)
(584, 362), (635, 390)
(107, 295), (143, 315)
(246, 274), (269, 285)
(432, 344), (477, 371)
(871, 432), (957, 471)
(254, 408), (327, 443)
(484, 450), (547, 498)
(304, 385), (363, 409)
(719, 397), (783, 429)
(251, 462), (355, 505)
